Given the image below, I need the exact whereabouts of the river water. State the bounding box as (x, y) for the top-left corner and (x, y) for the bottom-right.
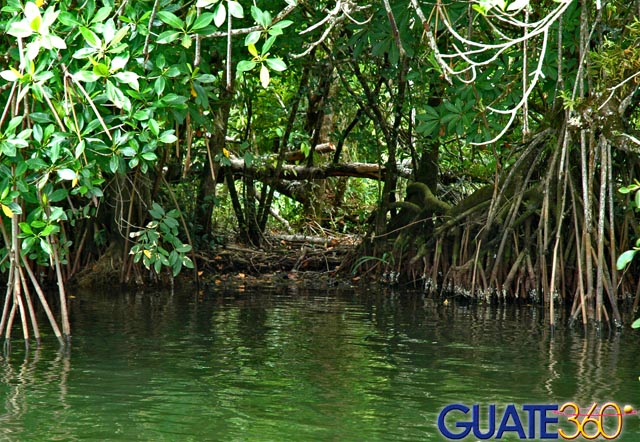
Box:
(0, 285), (638, 441)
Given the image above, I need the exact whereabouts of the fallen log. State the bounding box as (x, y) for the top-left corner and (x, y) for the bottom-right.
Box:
(228, 157), (412, 181)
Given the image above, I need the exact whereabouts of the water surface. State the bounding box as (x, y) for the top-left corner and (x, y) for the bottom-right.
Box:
(0, 286), (638, 441)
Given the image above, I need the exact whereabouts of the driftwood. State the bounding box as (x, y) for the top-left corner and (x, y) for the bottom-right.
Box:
(202, 234), (358, 274)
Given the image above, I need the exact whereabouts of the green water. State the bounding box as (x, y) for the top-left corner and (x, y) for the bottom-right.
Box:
(0, 286), (639, 441)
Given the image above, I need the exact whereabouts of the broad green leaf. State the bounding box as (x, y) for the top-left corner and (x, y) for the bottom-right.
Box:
(245, 31), (261, 46)
(91, 6), (113, 24)
(157, 30), (180, 44)
(113, 71), (140, 90)
(19, 222), (34, 235)
(120, 146), (137, 157)
(154, 76), (166, 96)
(40, 238), (52, 255)
(92, 63), (110, 77)
(632, 318), (640, 329)
(141, 152), (157, 161)
(80, 27), (102, 49)
(158, 11), (184, 30)
(102, 19), (116, 44)
(106, 79), (126, 108)
(159, 131), (177, 143)
(148, 119), (160, 136)
(41, 224), (59, 237)
(58, 12), (81, 27)
(251, 6), (270, 28)
(191, 12), (214, 30)
(0, 68), (21, 82)
(111, 54), (129, 71)
(196, 0), (217, 7)
(228, 1), (244, 18)
(214, 3), (226, 27)
(8, 21), (34, 38)
(49, 188), (68, 202)
(6, 116), (23, 134)
(262, 35), (276, 55)
(271, 20), (293, 31)
(73, 47), (97, 59)
(236, 60), (256, 73)
(196, 74), (216, 83)
(616, 249), (637, 270)
(266, 58), (287, 71)
(57, 168), (77, 181)
(111, 27), (129, 47)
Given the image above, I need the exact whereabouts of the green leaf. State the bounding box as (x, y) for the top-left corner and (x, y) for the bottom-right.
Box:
(214, 3), (226, 27)
(236, 60), (256, 73)
(150, 202), (165, 218)
(191, 12), (214, 30)
(109, 155), (119, 173)
(73, 70), (100, 82)
(6, 116), (23, 134)
(262, 35), (277, 55)
(228, 1), (244, 18)
(159, 131), (178, 143)
(91, 6), (113, 24)
(271, 20), (293, 31)
(120, 146), (137, 157)
(196, 0), (217, 7)
(106, 80), (126, 108)
(172, 260), (182, 277)
(196, 74), (217, 83)
(40, 238), (52, 256)
(93, 63), (110, 77)
(266, 58), (287, 72)
(57, 169), (77, 181)
(157, 11), (184, 30)
(113, 71), (140, 90)
(245, 31), (261, 46)
(49, 188), (68, 202)
(19, 222), (34, 235)
(148, 119), (160, 136)
(251, 6), (271, 28)
(154, 76), (166, 96)
(8, 21), (34, 38)
(41, 224), (58, 237)
(0, 69), (21, 82)
(141, 152), (157, 161)
(632, 318), (640, 329)
(616, 249), (637, 270)
(80, 27), (102, 49)
(157, 30), (181, 44)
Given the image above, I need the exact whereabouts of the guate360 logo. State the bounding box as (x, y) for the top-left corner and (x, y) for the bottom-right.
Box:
(437, 402), (637, 440)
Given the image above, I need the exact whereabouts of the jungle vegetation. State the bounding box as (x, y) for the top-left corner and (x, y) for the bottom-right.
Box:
(0, 0), (640, 343)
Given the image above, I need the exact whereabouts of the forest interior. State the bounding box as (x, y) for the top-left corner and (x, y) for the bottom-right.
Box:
(1, 0), (640, 343)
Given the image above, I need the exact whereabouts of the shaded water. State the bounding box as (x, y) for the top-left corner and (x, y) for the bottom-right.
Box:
(0, 286), (639, 441)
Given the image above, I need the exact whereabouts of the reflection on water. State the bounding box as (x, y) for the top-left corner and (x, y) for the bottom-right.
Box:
(0, 287), (638, 441)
